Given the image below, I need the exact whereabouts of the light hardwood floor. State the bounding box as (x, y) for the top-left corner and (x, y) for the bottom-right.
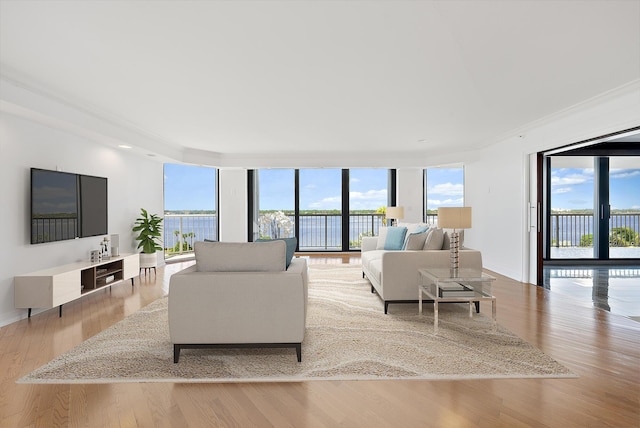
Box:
(1, 256), (639, 427)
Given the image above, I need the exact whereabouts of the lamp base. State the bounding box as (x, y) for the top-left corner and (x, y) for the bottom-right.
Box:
(449, 231), (460, 274)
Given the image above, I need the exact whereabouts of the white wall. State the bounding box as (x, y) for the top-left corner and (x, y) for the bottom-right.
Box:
(0, 113), (163, 326)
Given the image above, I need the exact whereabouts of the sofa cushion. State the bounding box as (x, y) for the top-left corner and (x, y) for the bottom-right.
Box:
(384, 227), (407, 250)
(404, 230), (429, 250)
(194, 241), (286, 272)
(423, 227), (444, 250)
(375, 227), (389, 250)
(256, 237), (297, 268)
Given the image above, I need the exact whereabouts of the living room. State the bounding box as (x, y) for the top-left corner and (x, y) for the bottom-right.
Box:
(1, 1), (639, 426)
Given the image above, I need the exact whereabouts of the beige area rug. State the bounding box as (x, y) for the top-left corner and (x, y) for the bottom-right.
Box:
(18, 264), (575, 383)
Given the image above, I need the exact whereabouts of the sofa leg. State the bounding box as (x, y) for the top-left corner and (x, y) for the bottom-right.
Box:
(371, 285), (375, 294)
(475, 301), (480, 313)
(173, 344), (181, 363)
(362, 272), (365, 278)
(296, 344), (302, 362)
(384, 302), (389, 314)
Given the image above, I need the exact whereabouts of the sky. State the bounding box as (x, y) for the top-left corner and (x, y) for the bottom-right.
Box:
(551, 166), (640, 211)
(164, 165), (466, 212)
(164, 162), (640, 213)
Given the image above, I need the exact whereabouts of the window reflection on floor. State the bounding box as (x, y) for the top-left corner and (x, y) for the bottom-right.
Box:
(543, 266), (640, 322)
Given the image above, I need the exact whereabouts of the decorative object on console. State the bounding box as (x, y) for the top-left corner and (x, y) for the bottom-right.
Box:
(437, 207), (472, 274)
(385, 206), (404, 226)
(133, 208), (163, 275)
(110, 234), (120, 257)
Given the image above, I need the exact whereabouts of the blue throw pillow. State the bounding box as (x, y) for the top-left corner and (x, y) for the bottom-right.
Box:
(256, 237), (297, 268)
(384, 227), (407, 251)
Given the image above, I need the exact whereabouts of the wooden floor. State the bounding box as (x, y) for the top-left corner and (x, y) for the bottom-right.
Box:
(1, 256), (639, 427)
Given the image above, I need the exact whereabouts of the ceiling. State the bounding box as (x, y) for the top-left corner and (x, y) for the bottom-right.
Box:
(1, 0), (639, 164)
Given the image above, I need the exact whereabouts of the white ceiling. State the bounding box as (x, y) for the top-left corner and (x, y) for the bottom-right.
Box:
(1, 0), (639, 163)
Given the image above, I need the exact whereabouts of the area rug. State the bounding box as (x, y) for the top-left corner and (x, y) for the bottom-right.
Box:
(18, 264), (575, 383)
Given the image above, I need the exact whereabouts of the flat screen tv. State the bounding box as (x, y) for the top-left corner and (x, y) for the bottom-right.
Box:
(31, 168), (108, 244)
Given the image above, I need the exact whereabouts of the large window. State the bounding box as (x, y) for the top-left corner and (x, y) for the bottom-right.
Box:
(251, 168), (392, 251)
(163, 163), (218, 259)
(424, 166), (465, 224)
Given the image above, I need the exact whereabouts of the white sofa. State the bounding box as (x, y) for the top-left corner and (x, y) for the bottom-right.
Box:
(361, 225), (483, 314)
(169, 240), (308, 362)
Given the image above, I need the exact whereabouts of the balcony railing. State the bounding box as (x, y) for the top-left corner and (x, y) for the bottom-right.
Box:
(163, 212), (639, 258)
(164, 214), (217, 258)
(550, 213), (640, 247)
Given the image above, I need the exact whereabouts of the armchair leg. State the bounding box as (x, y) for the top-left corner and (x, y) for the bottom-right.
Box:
(173, 344), (181, 363)
(295, 343), (302, 362)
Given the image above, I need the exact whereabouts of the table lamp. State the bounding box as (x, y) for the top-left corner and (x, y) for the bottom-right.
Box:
(386, 206), (404, 226)
(437, 207), (472, 273)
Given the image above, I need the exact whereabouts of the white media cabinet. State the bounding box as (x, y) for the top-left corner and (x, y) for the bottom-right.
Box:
(15, 253), (140, 317)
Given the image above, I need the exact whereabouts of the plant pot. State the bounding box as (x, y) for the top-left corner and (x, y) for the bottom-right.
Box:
(139, 252), (157, 269)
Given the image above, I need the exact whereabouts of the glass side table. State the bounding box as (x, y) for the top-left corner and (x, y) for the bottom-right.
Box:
(418, 268), (497, 334)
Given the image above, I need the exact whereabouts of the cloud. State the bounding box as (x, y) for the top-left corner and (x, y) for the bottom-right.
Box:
(610, 169), (640, 179)
(307, 189), (387, 210)
(551, 174), (591, 186)
(349, 189), (387, 200)
(552, 187), (572, 194)
(308, 196), (341, 209)
(350, 178), (361, 183)
(427, 183), (463, 196)
(427, 197), (464, 207)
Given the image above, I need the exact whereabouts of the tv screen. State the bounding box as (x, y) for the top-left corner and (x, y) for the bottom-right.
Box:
(79, 174), (108, 238)
(31, 168), (79, 244)
(31, 168), (108, 244)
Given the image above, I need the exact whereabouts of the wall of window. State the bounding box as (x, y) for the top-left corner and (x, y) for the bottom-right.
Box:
(250, 168), (393, 251)
(423, 166), (465, 224)
(163, 163), (218, 259)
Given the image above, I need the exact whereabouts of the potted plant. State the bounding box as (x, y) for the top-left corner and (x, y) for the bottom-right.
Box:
(133, 208), (163, 271)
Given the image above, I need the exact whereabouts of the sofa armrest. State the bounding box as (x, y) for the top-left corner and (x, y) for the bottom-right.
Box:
(361, 236), (379, 252)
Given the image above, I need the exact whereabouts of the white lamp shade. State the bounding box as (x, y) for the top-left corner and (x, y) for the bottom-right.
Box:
(386, 206), (405, 220)
(438, 207), (472, 229)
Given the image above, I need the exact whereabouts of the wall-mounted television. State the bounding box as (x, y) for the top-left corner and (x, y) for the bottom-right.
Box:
(31, 168), (108, 244)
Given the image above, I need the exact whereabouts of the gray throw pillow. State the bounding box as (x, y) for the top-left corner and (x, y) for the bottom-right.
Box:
(423, 228), (444, 250)
(404, 231), (429, 250)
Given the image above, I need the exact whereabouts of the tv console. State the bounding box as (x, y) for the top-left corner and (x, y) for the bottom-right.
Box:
(15, 253), (140, 318)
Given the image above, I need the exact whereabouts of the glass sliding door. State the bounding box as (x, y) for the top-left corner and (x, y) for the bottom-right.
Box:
(299, 169), (342, 251)
(256, 169), (295, 240)
(348, 169), (388, 249)
(549, 157), (595, 259)
(609, 157), (640, 259)
(546, 155), (640, 261)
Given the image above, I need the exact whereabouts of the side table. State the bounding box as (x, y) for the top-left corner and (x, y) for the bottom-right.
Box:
(418, 268), (497, 334)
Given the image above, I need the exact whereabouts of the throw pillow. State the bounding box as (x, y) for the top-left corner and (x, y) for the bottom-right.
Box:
(376, 227), (389, 250)
(384, 227), (408, 250)
(404, 230), (429, 250)
(256, 237), (297, 268)
(423, 227), (444, 250)
(402, 225), (429, 249)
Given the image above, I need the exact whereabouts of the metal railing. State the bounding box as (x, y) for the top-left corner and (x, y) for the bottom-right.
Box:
(163, 211), (639, 259)
(550, 213), (640, 247)
(164, 214), (217, 257)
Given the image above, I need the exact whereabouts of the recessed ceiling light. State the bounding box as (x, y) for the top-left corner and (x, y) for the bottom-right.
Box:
(118, 145), (132, 149)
